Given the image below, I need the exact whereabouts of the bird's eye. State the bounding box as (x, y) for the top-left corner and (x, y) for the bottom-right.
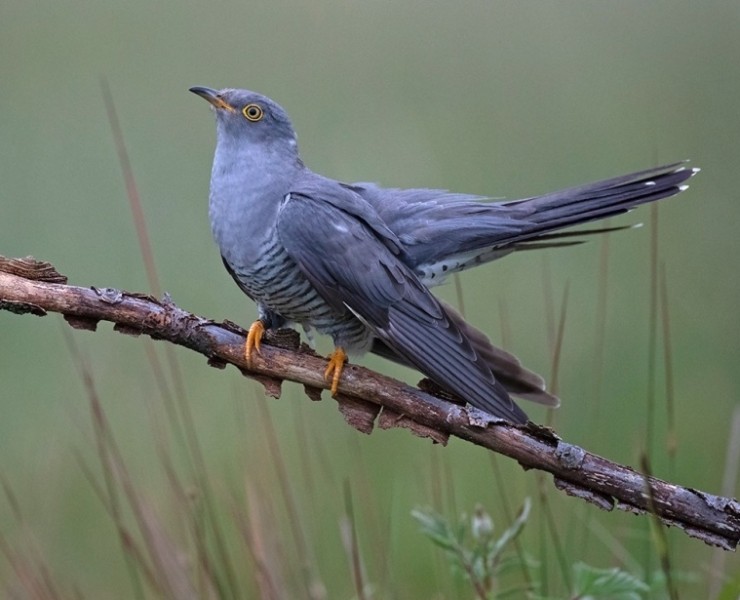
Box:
(242, 103), (264, 122)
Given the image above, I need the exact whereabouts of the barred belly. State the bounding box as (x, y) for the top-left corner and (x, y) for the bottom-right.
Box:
(231, 236), (373, 354)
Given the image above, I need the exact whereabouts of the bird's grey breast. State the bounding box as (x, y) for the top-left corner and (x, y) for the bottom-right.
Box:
(208, 139), (291, 274)
(206, 142), (331, 328)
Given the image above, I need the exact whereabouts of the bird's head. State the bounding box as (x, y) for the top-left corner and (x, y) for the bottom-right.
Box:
(190, 86), (299, 152)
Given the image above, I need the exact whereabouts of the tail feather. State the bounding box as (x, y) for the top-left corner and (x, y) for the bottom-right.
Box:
(511, 224), (637, 251)
(401, 162), (698, 278)
(499, 163), (698, 246)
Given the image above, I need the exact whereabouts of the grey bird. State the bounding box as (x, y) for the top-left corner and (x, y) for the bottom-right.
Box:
(190, 86), (698, 424)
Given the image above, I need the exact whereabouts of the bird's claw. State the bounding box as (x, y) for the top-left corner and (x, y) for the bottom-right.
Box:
(324, 347), (347, 395)
(245, 320), (265, 366)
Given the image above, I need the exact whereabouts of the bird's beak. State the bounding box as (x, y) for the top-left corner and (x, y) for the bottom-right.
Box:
(189, 86), (236, 113)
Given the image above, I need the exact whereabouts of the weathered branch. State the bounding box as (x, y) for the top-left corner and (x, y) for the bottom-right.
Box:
(1, 256), (738, 551)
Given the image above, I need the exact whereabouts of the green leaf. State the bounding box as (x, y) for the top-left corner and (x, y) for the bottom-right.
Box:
(411, 507), (461, 553)
(489, 497), (531, 561)
(571, 562), (649, 599)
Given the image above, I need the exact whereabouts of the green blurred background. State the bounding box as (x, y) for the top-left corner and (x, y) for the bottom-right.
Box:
(1, 0), (739, 597)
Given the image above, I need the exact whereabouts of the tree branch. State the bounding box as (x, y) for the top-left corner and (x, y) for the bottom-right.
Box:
(1, 256), (738, 551)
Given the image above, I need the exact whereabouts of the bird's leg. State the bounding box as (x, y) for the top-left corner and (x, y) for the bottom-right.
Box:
(245, 320), (266, 366)
(324, 347), (347, 396)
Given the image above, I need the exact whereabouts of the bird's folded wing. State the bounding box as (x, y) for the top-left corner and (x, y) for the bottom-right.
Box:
(276, 189), (528, 423)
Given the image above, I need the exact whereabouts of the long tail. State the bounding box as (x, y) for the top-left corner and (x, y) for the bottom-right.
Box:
(499, 162), (698, 248)
(403, 162), (698, 280)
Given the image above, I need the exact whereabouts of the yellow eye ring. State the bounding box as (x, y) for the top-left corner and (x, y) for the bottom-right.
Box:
(242, 103), (264, 121)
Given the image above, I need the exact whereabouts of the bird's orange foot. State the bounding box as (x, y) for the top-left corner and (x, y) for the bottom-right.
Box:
(324, 347), (348, 396)
(245, 320), (265, 366)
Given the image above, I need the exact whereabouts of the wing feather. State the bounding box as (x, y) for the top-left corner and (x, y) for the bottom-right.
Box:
(277, 187), (527, 423)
